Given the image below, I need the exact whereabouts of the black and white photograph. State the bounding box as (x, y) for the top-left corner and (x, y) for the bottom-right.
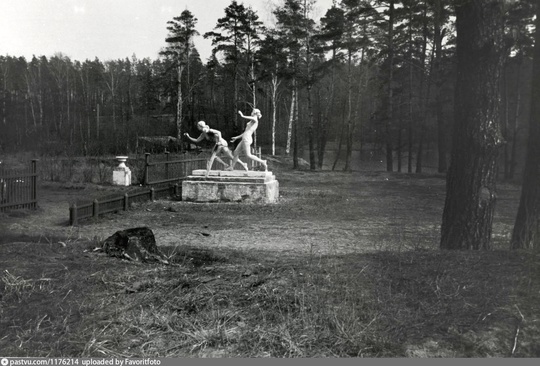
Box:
(0, 0), (539, 359)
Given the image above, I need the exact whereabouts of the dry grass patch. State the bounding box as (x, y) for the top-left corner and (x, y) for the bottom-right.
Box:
(1, 238), (539, 357)
(0, 169), (536, 357)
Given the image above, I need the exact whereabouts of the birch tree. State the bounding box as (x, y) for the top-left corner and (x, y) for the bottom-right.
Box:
(257, 32), (287, 155)
(274, 0), (308, 166)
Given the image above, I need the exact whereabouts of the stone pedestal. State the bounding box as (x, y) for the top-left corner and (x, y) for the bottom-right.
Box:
(182, 170), (279, 203)
(112, 156), (131, 186)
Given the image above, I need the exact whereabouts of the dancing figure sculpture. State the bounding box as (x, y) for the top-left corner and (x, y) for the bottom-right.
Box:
(229, 109), (267, 171)
(184, 121), (247, 177)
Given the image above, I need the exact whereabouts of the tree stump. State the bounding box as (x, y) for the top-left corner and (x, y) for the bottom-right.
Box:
(102, 227), (168, 264)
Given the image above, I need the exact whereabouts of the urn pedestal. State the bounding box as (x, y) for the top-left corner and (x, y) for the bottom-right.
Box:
(112, 156), (131, 186)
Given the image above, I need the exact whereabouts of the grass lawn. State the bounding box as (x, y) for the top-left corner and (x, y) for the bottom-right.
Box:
(0, 167), (539, 357)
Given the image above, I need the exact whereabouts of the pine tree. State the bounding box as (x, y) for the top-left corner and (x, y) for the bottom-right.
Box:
(440, 0), (508, 250)
(511, 1), (540, 249)
(162, 9), (199, 142)
(317, 4), (345, 169)
(204, 1), (262, 133)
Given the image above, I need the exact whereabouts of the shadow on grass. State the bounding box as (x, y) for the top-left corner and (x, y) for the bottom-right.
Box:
(1, 237), (539, 358)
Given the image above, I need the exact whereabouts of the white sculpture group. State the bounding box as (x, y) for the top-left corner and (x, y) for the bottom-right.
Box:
(184, 108), (268, 177)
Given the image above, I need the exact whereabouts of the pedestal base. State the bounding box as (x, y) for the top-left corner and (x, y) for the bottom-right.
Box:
(182, 170), (279, 203)
(113, 168), (131, 186)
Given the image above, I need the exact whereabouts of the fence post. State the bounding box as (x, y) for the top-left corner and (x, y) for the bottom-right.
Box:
(93, 199), (99, 218)
(174, 183), (180, 197)
(150, 187), (155, 201)
(144, 153), (150, 186)
(31, 159), (38, 209)
(250, 147), (256, 169)
(124, 193), (129, 211)
(69, 203), (78, 226)
(165, 150), (170, 180)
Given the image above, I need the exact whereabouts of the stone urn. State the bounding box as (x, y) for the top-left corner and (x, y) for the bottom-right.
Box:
(113, 156), (131, 186)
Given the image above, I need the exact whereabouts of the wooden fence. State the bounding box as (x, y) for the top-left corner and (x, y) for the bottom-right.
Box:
(142, 149), (261, 185)
(69, 153), (208, 225)
(68, 149), (262, 225)
(143, 152), (212, 186)
(0, 160), (38, 212)
(69, 183), (181, 226)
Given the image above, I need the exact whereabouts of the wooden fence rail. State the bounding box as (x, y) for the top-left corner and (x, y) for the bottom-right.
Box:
(143, 152), (213, 185)
(68, 149), (262, 225)
(0, 160), (38, 212)
(69, 183), (181, 226)
(69, 153), (190, 225)
(142, 148), (261, 185)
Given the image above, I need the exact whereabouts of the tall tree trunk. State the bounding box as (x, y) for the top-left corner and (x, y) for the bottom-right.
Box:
(509, 104), (519, 179)
(407, 46), (414, 173)
(332, 99), (348, 170)
(385, 0), (395, 172)
(271, 71), (280, 156)
(187, 49), (192, 126)
(127, 62), (134, 122)
(440, 0), (506, 250)
(251, 61), (258, 151)
(502, 65), (510, 179)
(81, 71), (91, 148)
(416, 126), (425, 173)
(318, 117), (330, 170)
(96, 102), (100, 140)
(176, 63), (184, 141)
(67, 74), (72, 146)
(37, 63), (43, 128)
(416, 1), (431, 174)
(506, 59), (521, 180)
(397, 97), (403, 173)
(434, 0), (448, 173)
(25, 75), (37, 128)
(110, 76), (116, 133)
(286, 79), (296, 156)
(511, 9), (540, 250)
(307, 82), (316, 170)
(318, 48), (336, 170)
(2, 63), (8, 126)
(293, 82), (299, 169)
(233, 53), (239, 131)
(347, 50), (368, 172)
(304, 4), (316, 170)
(344, 51), (354, 172)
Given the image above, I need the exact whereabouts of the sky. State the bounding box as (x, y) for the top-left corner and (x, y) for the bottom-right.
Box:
(0, 0), (335, 63)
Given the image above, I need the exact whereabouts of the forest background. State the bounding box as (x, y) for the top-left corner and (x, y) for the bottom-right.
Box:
(1, 0), (539, 250)
(0, 0), (533, 173)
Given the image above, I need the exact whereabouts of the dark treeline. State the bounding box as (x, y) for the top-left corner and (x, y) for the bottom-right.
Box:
(0, 0), (535, 176)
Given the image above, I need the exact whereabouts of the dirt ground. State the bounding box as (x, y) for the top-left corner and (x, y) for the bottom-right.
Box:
(0, 169), (520, 254)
